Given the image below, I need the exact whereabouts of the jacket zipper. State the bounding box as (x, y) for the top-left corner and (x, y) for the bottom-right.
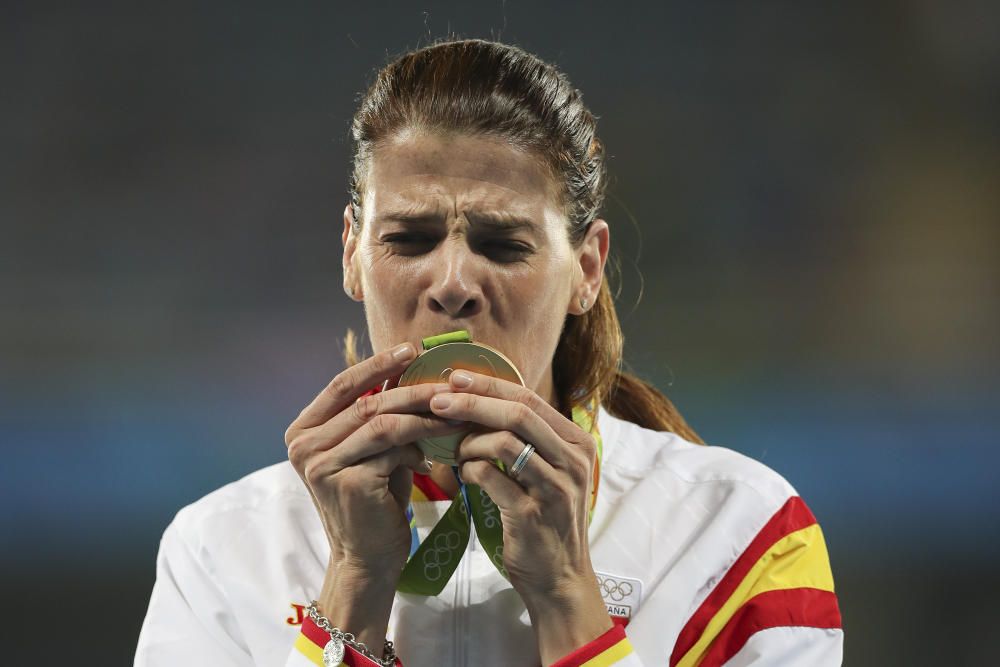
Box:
(456, 518), (476, 665)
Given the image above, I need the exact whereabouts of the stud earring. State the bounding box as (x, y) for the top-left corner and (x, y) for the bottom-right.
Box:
(580, 297), (588, 310)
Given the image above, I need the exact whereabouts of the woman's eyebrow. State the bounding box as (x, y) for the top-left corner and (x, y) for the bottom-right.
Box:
(463, 210), (537, 232)
(376, 209), (538, 233)
(375, 209), (441, 225)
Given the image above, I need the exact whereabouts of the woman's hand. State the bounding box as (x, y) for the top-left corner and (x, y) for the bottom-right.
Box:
(284, 341), (466, 654)
(428, 369), (613, 664)
(283, 342), (461, 574)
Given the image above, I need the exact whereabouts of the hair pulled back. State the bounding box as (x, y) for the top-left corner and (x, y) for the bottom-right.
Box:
(342, 37), (703, 443)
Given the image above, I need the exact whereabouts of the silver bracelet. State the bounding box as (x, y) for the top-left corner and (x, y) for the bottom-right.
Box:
(306, 600), (397, 667)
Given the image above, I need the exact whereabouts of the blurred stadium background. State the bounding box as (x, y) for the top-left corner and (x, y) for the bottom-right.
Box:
(3, 1), (998, 664)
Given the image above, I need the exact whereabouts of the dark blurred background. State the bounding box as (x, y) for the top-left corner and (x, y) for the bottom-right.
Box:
(3, 1), (999, 664)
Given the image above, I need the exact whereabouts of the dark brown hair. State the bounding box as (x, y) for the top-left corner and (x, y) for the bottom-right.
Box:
(341, 37), (703, 444)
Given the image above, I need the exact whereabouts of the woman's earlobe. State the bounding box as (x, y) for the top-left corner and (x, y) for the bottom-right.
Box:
(571, 293), (590, 315)
(344, 283), (363, 301)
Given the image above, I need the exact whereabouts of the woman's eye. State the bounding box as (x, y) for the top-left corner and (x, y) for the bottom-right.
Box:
(384, 234), (435, 250)
(484, 242), (532, 259)
(386, 234), (431, 244)
(384, 235), (530, 260)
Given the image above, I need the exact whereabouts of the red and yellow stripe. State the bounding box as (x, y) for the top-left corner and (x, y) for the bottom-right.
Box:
(412, 470), (452, 501)
(551, 623), (635, 667)
(669, 496), (842, 667)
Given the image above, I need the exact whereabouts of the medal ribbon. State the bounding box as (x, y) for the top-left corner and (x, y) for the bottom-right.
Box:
(396, 401), (602, 595)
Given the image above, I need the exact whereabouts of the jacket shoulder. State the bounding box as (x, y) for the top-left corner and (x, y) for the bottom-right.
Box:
(598, 406), (799, 510)
(166, 460), (306, 544)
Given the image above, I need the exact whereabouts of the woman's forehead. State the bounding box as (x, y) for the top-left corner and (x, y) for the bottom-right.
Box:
(366, 131), (561, 215)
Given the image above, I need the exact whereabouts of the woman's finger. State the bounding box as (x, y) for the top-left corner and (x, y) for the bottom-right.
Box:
(289, 342), (418, 432)
(296, 381), (451, 460)
(430, 390), (569, 469)
(455, 429), (553, 494)
(364, 442), (430, 477)
(445, 369), (594, 452)
(315, 412), (466, 473)
(456, 458), (525, 509)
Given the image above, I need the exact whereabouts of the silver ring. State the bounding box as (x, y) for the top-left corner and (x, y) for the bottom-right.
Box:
(507, 442), (536, 480)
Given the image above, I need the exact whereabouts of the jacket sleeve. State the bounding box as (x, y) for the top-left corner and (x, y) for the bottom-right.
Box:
(668, 496), (844, 667)
(134, 519), (252, 666)
(549, 622), (645, 666)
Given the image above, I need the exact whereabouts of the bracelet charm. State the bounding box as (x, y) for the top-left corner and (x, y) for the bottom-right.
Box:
(322, 636), (345, 666)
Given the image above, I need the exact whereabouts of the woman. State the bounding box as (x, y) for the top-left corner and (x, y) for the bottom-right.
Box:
(135, 39), (843, 666)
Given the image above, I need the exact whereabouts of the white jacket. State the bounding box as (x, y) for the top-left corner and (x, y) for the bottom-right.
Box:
(134, 404), (843, 666)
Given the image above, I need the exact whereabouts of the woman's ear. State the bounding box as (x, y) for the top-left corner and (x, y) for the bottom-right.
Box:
(342, 203), (364, 302)
(570, 218), (609, 315)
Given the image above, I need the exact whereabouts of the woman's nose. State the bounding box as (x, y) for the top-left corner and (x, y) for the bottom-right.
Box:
(426, 238), (484, 318)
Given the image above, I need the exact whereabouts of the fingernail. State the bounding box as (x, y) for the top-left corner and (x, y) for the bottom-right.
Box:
(431, 394), (451, 409)
(451, 370), (472, 388)
(393, 343), (415, 362)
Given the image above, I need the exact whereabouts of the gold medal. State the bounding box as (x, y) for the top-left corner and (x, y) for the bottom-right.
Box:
(385, 330), (524, 464)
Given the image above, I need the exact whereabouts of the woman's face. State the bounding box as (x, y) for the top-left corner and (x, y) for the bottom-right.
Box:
(342, 129), (608, 408)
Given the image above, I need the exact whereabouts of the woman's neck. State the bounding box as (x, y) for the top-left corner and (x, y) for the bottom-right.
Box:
(428, 460), (461, 497)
